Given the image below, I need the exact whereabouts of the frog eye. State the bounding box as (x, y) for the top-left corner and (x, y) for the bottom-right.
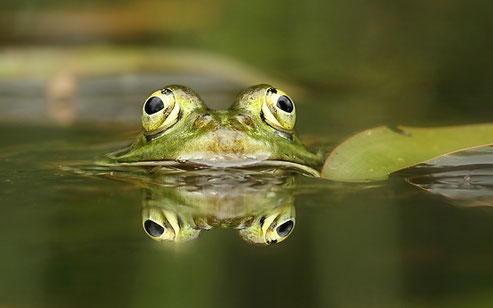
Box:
(141, 88), (180, 135)
(143, 218), (176, 241)
(264, 218), (295, 244)
(142, 207), (201, 243)
(144, 97), (164, 115)
(144, 220), (165, 237)
(263, 211), (296, 245)
(142, 207), (178, 241)
(261, 87), (296, 132)
(237, 206), (295, 245)
(276, 220), (294, 237)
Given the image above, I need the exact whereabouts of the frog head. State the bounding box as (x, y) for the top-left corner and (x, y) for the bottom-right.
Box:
(108, 84), (321, 171)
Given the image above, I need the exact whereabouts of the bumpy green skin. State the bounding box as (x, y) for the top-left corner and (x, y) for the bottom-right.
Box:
(108, 85), (322, 168)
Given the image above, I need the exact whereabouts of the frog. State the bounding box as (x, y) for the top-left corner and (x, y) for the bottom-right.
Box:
(141, 169), (297, 245)
(106, 84), (322, 176)
(143, 203), (296, 245)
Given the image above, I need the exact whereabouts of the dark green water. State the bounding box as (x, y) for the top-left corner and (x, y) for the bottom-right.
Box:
(2, 120), (493, 308)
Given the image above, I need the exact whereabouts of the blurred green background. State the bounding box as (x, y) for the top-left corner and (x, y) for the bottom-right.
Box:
(1, 0), (492, 132)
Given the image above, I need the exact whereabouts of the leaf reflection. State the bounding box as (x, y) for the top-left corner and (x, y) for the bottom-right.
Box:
(400, 146), (493, 206)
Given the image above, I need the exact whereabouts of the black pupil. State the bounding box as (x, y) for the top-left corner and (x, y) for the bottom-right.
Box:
(144, 97), (165, 115)
(144, 220), (165, 237)
(276, 220), (294, 237)
(276, 95), (293, 113)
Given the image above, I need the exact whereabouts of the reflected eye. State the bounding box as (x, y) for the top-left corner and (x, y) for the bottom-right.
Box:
(276, 220), (294, 237)
(144, 220), (165, 237)
(262, 87), (296, 132)
(141, 88), (181, 136)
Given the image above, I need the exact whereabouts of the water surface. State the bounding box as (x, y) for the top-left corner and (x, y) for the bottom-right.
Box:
(2, 120), (493, 308)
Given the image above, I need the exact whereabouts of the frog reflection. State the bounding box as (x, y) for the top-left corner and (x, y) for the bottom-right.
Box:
(139, 170), (296, 246)
(142, 203), (295, 245)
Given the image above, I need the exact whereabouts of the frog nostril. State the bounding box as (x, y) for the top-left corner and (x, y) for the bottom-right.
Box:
(144, 97), (164, 115)
(193, 114), (213, 128)
(237, 114), (253, 128)
(144, 220), (165, 237)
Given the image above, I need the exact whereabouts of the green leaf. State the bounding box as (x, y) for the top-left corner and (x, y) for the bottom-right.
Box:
(321, 124), (493, 182)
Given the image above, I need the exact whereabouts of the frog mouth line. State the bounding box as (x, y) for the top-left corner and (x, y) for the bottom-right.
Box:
(103, 159), (320, 177)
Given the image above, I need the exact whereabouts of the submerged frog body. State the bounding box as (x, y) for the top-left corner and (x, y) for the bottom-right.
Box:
(107, 84), (322, 174)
